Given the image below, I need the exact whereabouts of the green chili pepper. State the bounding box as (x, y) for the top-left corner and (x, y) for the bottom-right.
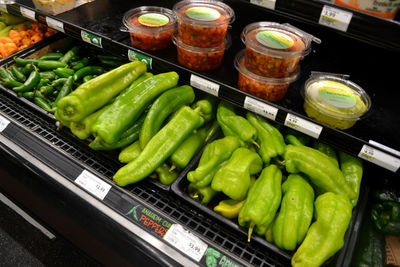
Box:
(59, 46), (80, 64)
(22, 91), (35, 99)
(211, 147), (263, 200)
(57, 61), (146, 122)
(272, 174), (315, 250)
(35, 60), (67, 71)
(11, 65), (26, 82)
(217, 101), (257, 147)
(50, 78), (67, 88)
(73, 65), (103, 81)
(1, 78), (23, 88)
(284, 145), (356, 201)
(139, 85), (195, 149)
(97, 55), (126, 68)
(52, 76), (73, 108)
(188, 183), (217, 205)
(0, 67), (11, 79)
(21, 63), (34, 75)
(313, 141), (338, 167)
(92, 71), (179, 145)
(13, 69), (40, 93)
(156, 163), (178, 185)
(13, 57), (39, 66)
(83, 75), (93, 83)
(39, 71), (57, 80)
(339, 151), (363, 206)
(186, 136), (241, 187)
(72, 57), (89, 71)
(39, 52), (64, 61)
(371, 201), (400, 236)
(70, 104), (110, 140)
(36, 78), (50, 90)
(247, 112), (286, 164)
(39, 85), (55, 97)
(53, 67), (74, 78)
(118, 140), (142, 163)
(292, 192), (353, 267)
(34, 96), (54, 113)
(113, 106), (204, 186)
(238, 164), (282, 241)
(191, 96), (218, 123)
(214, 199), (245, 219)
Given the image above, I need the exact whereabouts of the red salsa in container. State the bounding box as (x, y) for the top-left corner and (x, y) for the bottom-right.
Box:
(122, 6), (176, 51)
(173, 0), (235, 48)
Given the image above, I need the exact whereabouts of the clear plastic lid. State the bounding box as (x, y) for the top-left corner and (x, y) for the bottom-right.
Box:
(121, 6), (176, 33)
(241, 22), (321, 58)
(302, 74), (371, 120)
(172, 31), (232, 53)
(173, 0), (235, 27)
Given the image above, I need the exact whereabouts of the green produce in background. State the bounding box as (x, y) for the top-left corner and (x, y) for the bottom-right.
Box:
(272, 174), (314, 251)
(339, 151), (363, 206)
(188, 183), (217, 205)
(292, 192), (353, 267)
(284, 128), (310, 146)
(238, 164), (282, 241)
(1, 12), (26, 25)
(313, 141), (338, 167)
(371, 201), (400, 236)
(92, 71), (178, 145)
(211, 147), (262, 200)
(57, 61), (146, 122)
(214, 199), (245, 219)
(246, 112), (286, 164)
(284, 145), (356, 201)
(118, 140), (142, 163)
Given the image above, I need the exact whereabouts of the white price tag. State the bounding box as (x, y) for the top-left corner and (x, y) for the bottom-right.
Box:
(369, 140), (400, 157)
(244, 96), (278, 121)
(284, 113), (323, 139)
(75, 170), (111, 200)
(358, 145), (400, 172)
(0, 4), (7, 12)
(20, 7), (36, 21)
(0, 115), (10, 132)
(190, 75), (220, 97)
(164, 224), (208, 262)
(250, 0), (276, 10)
(319, 5), (353, 32)
(46, 17), (64, 33)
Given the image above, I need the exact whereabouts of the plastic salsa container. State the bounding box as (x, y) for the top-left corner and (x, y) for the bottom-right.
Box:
(122, 6), (176, 51)
(302, 74), (371, 130)
(241, 22), (319, 78)
(32, 0), (76, 15)
(173, 32), (231, 71)
(173, 0), (235, 48)
(234, 50), (299, 102)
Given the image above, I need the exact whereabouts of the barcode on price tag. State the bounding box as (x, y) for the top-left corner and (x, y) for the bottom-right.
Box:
(75, 170), (111, 200)
(190, 75), (220, 97)
(0, 115), (10, 132)
(284, 113), (323, 139)
(250, 0), (276, 10)
(20, 7), (36, 21)
(46, 17), (64, 33)
(358, 145), (400, 172)
(164, 224), (208, 262)
(244, 96), (278, 121)
(319, 5), (352, 32)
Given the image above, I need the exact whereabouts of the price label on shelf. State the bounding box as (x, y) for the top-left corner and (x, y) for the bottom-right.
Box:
(250, 0), (276, 10)
(190, 75), (220, 97)
(46, 17), (64, 33)
(284, 113), (323, 139)
(319, 5), (352, 32)
(164, 224), (208, 262)
(75, 170), (111, 200)
(81, 30), (102, 48)
(0, 115), (10, 133)
(244, 96), (278, 121)
(20, 7), (36, 21)
(128, 49), (152, 69)
(358, 145), (400, 172)
(369, 140), (400, 157)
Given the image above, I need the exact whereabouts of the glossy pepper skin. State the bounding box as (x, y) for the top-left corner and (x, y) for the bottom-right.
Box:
(292, 192), (353, 267)
(70, 104), (110, 140)
(186, 136), (241, 187)
(339, 151), (363, 206)
(272, 174), (314, 251)
(313, 141), (338, 167)
(284, 145), (356, 201)
(192, 96), (218, 123)
(113, 106), (204, 186)
(238, 165), (282, 241)
(284, 128), (310, 147)
(156, 163), (178, 185)
(246, 112), (286, 164)
(211, 147), (263, 200)
(217, 101), (257, 147)
(92, 71), (178, 145)
(57, 61), (146, 122)
(118, 140), (142, 163)
(371, 201), (400, 236)
(188, 183), (217, 205)
(214, 199), (245, 219)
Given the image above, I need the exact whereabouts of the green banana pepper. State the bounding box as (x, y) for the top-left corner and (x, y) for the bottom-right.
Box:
(188, 183), (217, 205)
(156, 163), (178, 185)
(211, 147), (263, 200)
(70, 104), (110, 140)
(292, 192), (353, 267)
(92, 71), (178, 145)
(371, 201), (400, 236)
(284, 128), (310, 146)
(214, 199), (245, 219)
(339, 151), (363, 206)
(238, 164), (282, 241)
(284, 145), (356, 201)
(272, 174), (315, 251)
(246, 112), (286, 164)
(118, 140), (142, 163)
(313, 141), (338, 167)
(57, 61), (146, 122)
(192, 96), (218, 123)
(113, 106), (204, 186)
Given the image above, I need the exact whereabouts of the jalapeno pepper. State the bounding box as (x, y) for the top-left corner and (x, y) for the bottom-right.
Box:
(37, 60), (68, 71)
(39, 71), (57, 80)
(73, 66), (104, 81)
(72, 57), (89, 71)
(97, 55), (126, 68)
(50, 78), (67, 88)
(83, 75), (93, 83)
(59, 46), (80, 64)
(1, 78), (23, 88)
(39, 85), (55, 97)
(52, 76), (73, 109)
(22, 91), (35, 99)
(13, 57), (40, 66)
(12, 69), (40, 93)
(11, 65), (26, 82)
(53, 67), (74, 78)
(21, 63), (34, 76)
(39, 52), (64, 61)
(34, 96), (54, 113)
(371, 201), (400, 236)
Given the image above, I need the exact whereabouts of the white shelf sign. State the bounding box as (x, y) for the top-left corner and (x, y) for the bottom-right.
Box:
(358, 145), (400, 172)
(190, 75), (220, 97)
(20, 7), (36, 21)
(0, 115), (10, 133)
(81, 30), (102, 48)
(244, 96), (278, 121)
(164, 224), (208, 262)
(319, 5), (352, 32)
(284, 113), (323, 139)
(46, 17), (64, 33)
(369, 140), (400, 157)
(0, 4), (7, 12)
(250, 0), (276, 10)
(75, 170), (111, 200)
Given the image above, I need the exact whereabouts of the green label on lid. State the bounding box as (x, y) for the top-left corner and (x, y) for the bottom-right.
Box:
(185, 7), (221, 21)
(255, 30), (294, 49)
(318, 81), (357, 108)
(138, 13), (169, 27)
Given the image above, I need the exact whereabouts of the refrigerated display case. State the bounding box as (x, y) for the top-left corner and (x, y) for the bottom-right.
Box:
(0, 0), (399, 266)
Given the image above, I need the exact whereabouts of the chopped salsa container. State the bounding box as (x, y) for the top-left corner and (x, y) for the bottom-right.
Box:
(173, 0), (235, 48)
(234, 50), (299, 102)
(122, 6), (176, 51)
(241, 22), (319, 78)
(302, 74), (371, 130)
